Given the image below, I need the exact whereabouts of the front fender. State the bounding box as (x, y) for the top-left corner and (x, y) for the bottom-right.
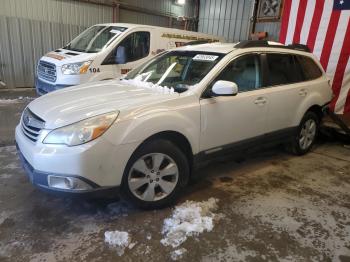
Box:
(120, 110), (200, 154)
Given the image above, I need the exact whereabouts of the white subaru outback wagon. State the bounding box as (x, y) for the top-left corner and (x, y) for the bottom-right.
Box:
(16, 41), (332, 208)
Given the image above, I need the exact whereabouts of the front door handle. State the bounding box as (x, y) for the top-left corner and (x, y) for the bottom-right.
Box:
(254, 97), (267, 105)
(299, 89), (308, 96)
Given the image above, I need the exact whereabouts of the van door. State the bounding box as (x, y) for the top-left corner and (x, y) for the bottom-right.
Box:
(101, 31), (152, 77)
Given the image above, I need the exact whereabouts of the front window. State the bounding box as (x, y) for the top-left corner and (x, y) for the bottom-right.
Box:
(213, 54), (262, 92)
(124, 51), (224, 93)
(64, 26), (127, 53)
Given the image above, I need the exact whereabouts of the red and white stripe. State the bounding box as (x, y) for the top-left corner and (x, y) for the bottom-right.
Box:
(279, 0), (350, 114)
(299, 1), (316, 45)
(335, 55), (350, 112)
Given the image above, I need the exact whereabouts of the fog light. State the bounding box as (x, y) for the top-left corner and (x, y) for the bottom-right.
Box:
(48, 175), (93, 191)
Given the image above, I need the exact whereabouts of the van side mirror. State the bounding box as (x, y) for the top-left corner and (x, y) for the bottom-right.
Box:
(115, 46), (127, 64)
(211, 80), (238, 96)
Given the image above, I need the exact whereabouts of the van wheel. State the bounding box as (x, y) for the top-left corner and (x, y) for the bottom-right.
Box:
(288, 111), (319, 155)
(121, 139), (189, 209)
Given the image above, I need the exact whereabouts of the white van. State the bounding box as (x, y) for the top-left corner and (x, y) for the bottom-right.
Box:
(35, 23), (224, 95)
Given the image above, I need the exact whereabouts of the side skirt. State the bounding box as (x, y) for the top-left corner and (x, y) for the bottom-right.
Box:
(193, 127), (298, 170)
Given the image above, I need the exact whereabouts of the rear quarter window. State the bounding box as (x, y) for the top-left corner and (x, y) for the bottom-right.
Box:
(266, 53), (303, 86)
(296, 55), (323, 81)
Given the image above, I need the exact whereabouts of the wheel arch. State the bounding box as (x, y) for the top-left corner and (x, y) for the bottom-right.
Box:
(306, 104), (324, 122)
(135, 130), (194, 169)
(293, 92), (325, 126)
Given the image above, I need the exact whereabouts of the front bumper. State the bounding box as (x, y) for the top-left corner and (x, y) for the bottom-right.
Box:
(15, 124), (139, 196)
(35, 78), (71, 96)
(16, 143), (119, 197)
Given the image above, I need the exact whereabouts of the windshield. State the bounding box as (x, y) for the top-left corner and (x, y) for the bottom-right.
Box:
(63, 26), (127, 53)
(124, 51), (224, 93)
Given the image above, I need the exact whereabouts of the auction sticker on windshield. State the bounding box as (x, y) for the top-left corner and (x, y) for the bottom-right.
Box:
(192, 54), (218, 62)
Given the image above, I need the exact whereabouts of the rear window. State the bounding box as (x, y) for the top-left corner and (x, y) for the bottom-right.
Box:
(266, 53), (303, 86)
(296, 55), (323, 81)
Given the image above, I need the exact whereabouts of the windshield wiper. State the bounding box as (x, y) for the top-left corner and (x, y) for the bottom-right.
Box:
(62, 44), (86, 53)
(174, 84), (189, 93)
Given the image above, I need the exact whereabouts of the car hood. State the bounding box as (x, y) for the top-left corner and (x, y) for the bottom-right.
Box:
(28, 80), (179, 129)
(40, 49), (97, 66)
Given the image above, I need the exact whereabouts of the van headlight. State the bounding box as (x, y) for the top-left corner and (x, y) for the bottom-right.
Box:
(61, 61), (92, 75)
(43, 111), (119, 146)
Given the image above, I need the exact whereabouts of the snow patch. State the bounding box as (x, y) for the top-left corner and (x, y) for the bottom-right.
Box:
(0, 99), (21, 104)
(3, 162), (20, 169)
(104, 230), (130, 256)
(0, 97), (34, 104)
(0, 211), (10, 225)
(161, 198), (219, 248)
(120, 75), (175, 94)
(171, 248), (187, 261)
(128, 242), (136, 250)
(0, 174), (13, 179)
(0, 146), (17, 155)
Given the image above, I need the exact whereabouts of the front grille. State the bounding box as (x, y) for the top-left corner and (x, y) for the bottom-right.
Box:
(21, 108), (45, 142)
(37, 60), (57, 82)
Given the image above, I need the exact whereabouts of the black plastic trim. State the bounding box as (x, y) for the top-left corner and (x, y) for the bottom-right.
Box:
(193, 127), (297, 167)
(235, 40), (310, 53)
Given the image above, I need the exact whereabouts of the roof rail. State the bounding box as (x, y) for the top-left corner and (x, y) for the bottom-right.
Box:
(183, 40), (211, 46)
(288, 43), (311, 52)
(235, 40), (310, 53)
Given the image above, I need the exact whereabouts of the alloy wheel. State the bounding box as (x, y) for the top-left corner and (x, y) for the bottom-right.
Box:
(299, 119), (317, 150)
(127, 153), (179, 202)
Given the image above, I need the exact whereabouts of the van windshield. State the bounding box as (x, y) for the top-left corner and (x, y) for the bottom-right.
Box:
(124, 51), (224, 93)
(63, 26), (127, 53)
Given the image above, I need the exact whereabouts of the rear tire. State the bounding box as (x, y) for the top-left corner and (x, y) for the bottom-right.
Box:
(288, 111), (319, 155)
(121, 139), (189, 209)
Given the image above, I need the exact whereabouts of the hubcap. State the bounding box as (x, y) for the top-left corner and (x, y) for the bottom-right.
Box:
(299, 119), (317, 150)
(128, 153), (179, 202)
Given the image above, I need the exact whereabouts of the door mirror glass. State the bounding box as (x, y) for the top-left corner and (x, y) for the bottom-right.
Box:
(212, 80), (238, 96)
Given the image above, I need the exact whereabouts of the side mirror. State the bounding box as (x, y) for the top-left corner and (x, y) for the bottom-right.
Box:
(115, 46), (127, 64)
(211, 80), (238, 96)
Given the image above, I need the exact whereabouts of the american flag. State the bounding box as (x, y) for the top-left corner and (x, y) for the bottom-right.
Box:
(279, 0), (350, 114)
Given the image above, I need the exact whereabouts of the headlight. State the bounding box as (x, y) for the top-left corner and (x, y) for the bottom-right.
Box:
(43, 111), (119, 146)
(61, 61), (92, 75)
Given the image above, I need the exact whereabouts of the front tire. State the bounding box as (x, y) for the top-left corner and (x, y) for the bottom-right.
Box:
(121, 139), (189, 209)
(288, 111), (319, 155)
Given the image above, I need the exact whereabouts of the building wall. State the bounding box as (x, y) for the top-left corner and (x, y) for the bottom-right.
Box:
(198, 0), (254, 42)
(119, 0), (196, 19)
(0, 0), (196, 88)
(254, 21), (281, 41)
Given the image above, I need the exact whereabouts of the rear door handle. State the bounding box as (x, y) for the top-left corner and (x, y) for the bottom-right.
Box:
(299, 89), (308, 96)
(254, 97), (267, 105)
